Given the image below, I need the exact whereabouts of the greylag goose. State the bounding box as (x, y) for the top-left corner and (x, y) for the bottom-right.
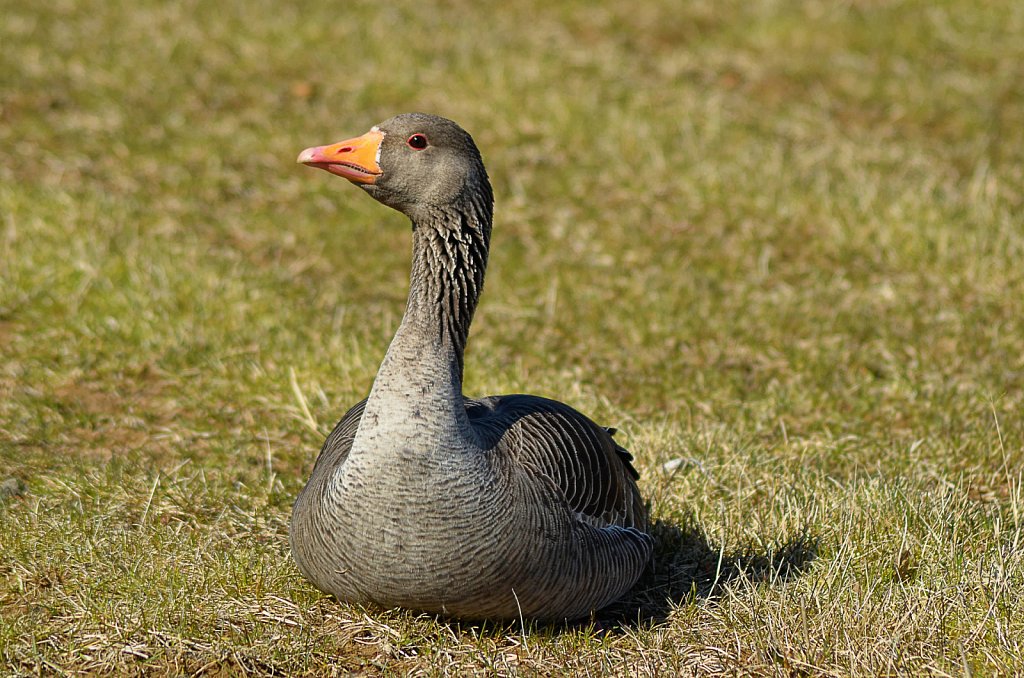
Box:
(289, 113), (652, 621)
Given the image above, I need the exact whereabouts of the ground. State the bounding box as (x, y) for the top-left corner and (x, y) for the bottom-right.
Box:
(1, 0), (1022, 675)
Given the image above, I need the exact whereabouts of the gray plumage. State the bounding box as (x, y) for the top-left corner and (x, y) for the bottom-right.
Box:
(290, 113), (652, 621)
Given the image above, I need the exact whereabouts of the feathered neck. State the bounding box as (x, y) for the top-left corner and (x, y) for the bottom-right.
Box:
(401, 183), (493, 382)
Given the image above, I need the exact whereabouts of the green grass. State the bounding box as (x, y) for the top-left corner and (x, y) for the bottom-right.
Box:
(2, 0), (1023, 674)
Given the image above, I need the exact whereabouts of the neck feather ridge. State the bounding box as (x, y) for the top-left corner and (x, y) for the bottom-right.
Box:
(404, 193), (492, 382)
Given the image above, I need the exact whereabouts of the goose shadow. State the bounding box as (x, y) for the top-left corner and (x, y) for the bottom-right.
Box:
(594, 515), (820, 630)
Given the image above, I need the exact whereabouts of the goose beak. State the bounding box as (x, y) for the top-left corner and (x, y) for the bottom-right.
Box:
(297, 129), (384, 184)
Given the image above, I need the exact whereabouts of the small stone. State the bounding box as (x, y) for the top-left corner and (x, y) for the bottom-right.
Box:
(661, 458), (687, 472)
(661, 457), (706, 475)
(0, 477), (27, 500)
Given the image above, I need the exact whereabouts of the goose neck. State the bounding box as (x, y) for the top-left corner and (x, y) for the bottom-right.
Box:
(401, 200), (491, 380)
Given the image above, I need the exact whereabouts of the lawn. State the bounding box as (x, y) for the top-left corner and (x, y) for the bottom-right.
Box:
(2, 0), (1023, 674)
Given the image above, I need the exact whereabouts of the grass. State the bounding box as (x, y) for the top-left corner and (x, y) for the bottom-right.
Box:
(2, 0), (1023, 674)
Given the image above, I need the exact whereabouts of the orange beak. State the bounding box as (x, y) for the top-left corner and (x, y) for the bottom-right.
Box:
(297, 129), (384, 184)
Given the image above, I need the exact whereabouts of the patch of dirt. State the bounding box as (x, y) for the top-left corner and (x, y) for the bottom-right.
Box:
(53, 380), (125, 418)
(0, 320), (16, 343)
(31, 369), (185, 463)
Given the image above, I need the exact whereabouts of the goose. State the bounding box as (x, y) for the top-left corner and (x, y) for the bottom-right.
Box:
(289, 113), (652, 621)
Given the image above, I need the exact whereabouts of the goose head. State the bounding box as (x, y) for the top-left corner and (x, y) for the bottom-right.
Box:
(297, 113), (490, 224)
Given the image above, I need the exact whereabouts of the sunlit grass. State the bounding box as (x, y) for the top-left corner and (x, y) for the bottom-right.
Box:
(2, 0), (1023, 674)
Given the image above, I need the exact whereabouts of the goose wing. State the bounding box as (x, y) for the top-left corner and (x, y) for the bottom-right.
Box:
(307, 398), (367, 477)
(466, 394), (648, 530)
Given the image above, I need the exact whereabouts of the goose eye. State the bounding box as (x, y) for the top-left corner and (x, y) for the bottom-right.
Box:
(407, 134), (428, 150)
